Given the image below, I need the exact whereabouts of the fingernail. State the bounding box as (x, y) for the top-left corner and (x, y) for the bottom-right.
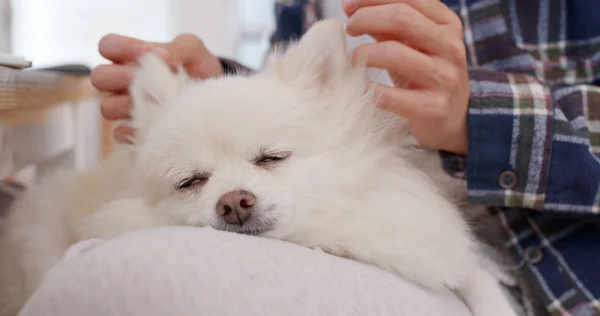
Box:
(132, 42), (152, 56)
(98, 34), (121, 54)
(343, 0), (357, 13)
(114, 125), (135, 144)
(153, 47), (171, 60)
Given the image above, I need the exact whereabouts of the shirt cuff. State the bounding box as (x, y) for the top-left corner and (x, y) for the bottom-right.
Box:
(465, 69), (553, 209)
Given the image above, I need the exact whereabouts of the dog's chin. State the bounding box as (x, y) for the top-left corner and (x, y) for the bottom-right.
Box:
(211, 220), (275, 236)
(210, 206), (278, 236)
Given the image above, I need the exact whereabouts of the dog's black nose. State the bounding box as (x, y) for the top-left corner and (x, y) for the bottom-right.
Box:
(216, 190), (256, 226)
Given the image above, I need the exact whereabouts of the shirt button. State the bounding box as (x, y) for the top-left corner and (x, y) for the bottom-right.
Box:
(499, 170), (517, 189)
(524, 246), (543, 264)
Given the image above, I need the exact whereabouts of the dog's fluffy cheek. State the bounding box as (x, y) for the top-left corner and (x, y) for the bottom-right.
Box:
(265, 160), (340, 237)
(153, 196), (214, 227)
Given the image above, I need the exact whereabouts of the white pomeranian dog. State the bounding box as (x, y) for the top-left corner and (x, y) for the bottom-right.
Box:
(0, 20), (517, 316)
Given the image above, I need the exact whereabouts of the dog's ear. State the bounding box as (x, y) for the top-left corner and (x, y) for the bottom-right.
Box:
(272, 19), (351, 87)
(130, 53), (189, 138)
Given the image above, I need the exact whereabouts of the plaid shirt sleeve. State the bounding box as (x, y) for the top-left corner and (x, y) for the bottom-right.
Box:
(466, 69), (600, 214)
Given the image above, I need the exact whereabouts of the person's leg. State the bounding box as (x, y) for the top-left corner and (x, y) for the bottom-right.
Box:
(19, 227), (471, 316)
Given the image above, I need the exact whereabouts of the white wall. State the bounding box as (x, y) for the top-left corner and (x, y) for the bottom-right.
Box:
(172, 0), (237, 59)
(10, 0), (275, 71)
(171, 0), (276, 69)
(10, 0), (175, 68)
(235, 0), (275, 69)
(0, 0), (10, 53)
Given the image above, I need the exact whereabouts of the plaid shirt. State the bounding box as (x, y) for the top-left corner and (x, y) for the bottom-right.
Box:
(264, 0), (600, 315)
(443, 1), (600, 315)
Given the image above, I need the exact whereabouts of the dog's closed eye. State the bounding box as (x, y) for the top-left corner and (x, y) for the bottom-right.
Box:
(175, 173), (210, 190)
(254, 151), (291, 169)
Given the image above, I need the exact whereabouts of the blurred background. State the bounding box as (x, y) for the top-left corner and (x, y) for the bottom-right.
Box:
(1, 0), (277, 70)
(0, 0), (313, 188)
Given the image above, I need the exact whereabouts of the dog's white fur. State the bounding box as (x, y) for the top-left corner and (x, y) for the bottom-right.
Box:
(0, 20), (517, 316)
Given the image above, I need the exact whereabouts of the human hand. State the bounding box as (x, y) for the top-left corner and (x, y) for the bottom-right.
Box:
(344, 0), (469, 154)
(91, 34), (223, 143)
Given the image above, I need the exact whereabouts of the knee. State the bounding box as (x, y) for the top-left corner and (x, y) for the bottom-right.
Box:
(20, 227), (471, 316)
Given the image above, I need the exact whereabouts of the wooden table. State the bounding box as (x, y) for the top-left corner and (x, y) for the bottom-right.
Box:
(0, 65), (99, 180)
